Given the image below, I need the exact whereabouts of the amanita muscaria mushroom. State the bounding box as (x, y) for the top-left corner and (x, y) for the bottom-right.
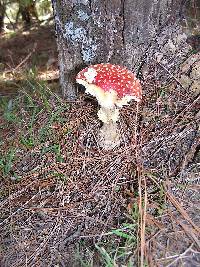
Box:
(76, 63), (142, 150)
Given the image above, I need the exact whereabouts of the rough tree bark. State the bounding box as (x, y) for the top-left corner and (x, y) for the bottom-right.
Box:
(51, 0), (191, 100)
(0, 0), (6, 33)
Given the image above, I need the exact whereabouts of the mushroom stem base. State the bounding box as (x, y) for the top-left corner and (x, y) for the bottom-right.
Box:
(98, 122), (120, 150)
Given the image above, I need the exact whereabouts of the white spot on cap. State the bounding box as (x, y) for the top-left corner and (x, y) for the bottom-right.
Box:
(84, 68), (97, 83)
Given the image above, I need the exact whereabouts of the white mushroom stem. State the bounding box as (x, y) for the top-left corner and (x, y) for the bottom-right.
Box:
(97, 107), (119, 123)
(98, 121), (120, 150)
(76, 80), (121, 149)
(97, 106), (121, 149)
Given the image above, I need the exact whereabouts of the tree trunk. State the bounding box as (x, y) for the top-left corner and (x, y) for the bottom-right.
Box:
(16, 0), (38, 30)
(51, 0), (190, 100)
(0, 0), (5, 33)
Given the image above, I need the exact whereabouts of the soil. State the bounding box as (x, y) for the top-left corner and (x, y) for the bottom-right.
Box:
(0, 24), (200, 267)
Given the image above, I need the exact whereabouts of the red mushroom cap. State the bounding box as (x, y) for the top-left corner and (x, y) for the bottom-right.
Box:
(76, 63), (142, 101)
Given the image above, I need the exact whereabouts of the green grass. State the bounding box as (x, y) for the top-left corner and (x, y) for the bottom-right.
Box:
(74, 202), (141, 267)
(41, 143), (64, 162)
(85, 176), (167, 267)
(93, 205), (140, 266)
(0, 74), (68, 180)
(1, 98), (19, 124)
(0, 148), (16, 175)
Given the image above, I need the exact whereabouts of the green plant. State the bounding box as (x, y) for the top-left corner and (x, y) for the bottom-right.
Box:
(17, 81), (67, 146)
(42, 143), (64, 162)
(19, 103), (42, 148)
(94, 221), (138, 266)
(75, 241), (95, 267)
(95, 244), (115, 267)
(0, 148), (16, 177)
(130, 202), (140, 222)
(1, 98), (19, 123)
(110, 224), (137, 241)
(20, 135), (35, 148)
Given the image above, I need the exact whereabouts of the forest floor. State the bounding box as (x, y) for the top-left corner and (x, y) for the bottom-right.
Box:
(0, 24), (200, 267)
(0, 23), (59, 97)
